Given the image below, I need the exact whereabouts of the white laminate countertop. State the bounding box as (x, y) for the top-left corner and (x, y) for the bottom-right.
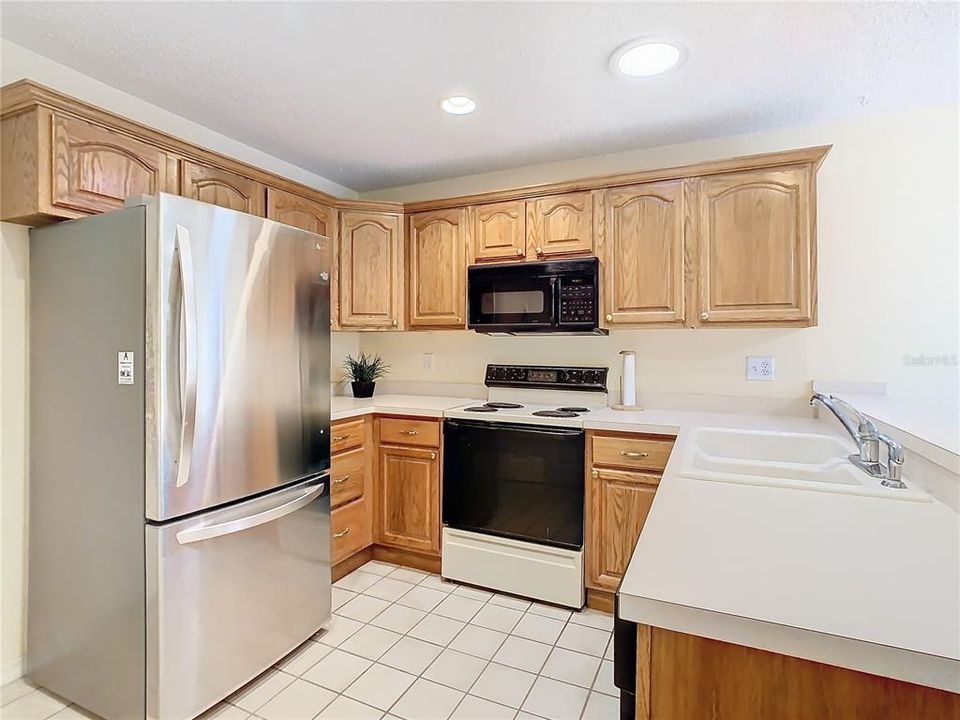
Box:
(609, 410), (960, 694)
(331, 394), (480, 421)
(329, 392), (959, 691)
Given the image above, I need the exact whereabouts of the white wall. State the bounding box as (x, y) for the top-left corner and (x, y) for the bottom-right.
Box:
(1, 222), (29, 683)
(359, 104), (960, 410)
(0, 40), (358, 199)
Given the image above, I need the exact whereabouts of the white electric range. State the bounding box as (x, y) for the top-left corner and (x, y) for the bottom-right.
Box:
(441, 364), (609, 608)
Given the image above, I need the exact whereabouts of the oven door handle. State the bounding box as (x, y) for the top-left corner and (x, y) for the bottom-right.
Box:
(444, 418), (584, 436)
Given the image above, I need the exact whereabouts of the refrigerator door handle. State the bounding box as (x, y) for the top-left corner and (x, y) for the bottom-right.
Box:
(175, 478), (327, 545)
(174, 224), (199, 489)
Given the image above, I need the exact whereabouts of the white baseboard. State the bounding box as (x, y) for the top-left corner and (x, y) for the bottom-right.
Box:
(2, 656), (24, 685)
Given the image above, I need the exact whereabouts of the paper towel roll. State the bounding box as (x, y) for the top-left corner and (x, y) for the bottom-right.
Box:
(618, 350), (639, 409)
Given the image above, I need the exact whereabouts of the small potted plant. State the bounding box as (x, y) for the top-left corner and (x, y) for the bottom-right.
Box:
(343, 352), (390, 398)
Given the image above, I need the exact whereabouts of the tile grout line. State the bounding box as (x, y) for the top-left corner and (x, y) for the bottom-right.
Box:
(270, 563), (613, 719)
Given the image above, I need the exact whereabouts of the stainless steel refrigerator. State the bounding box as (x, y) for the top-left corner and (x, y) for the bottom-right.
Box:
(27, 194), (332, 720)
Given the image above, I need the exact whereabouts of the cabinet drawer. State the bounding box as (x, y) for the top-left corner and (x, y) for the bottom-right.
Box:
(331, 497), (372, 564)
(330, 446), (365, 509)
(592, 434), (674, 472)
(331, 418), (365, 454)
(379, 417), (441, 447)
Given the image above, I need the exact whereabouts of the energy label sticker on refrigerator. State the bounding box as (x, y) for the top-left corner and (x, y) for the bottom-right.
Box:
(118, 351), (134, 385)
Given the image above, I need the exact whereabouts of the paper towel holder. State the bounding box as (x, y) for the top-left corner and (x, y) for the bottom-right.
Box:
(611, 349), (643, 411)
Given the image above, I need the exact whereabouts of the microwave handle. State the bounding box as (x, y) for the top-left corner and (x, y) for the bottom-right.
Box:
(550, 276), (560, 327)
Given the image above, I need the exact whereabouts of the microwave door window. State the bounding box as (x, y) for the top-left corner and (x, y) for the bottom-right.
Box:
(475, 280), (553, 325)
(480, 290), (544, 317)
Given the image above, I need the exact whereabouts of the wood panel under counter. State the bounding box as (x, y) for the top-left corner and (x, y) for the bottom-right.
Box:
(631, 624), (960, 720)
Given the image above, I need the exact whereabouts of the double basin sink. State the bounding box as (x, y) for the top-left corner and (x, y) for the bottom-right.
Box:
(679, 427), (929, 502)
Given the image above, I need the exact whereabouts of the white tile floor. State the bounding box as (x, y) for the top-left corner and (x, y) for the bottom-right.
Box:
(0, 560), (618, 720)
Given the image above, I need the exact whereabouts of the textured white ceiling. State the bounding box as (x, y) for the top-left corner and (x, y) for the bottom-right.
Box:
(1, 2), (956, 192)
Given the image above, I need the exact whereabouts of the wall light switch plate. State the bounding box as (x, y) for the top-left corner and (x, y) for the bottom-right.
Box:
(423, 353), (436, 372)
(746, 356), (775, 381)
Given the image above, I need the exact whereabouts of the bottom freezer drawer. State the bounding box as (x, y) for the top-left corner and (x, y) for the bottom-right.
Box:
(146, 477), (331, 720)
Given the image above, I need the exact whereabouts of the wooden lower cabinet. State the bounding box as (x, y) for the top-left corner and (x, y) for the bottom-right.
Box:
(331, 497), (372, 565)
(377, 441), (440, 555)
(587, 432), (675, 592)
(589, 469), (658, 591)
(637, 626), (960, 720)
(330, 417), (374, 565)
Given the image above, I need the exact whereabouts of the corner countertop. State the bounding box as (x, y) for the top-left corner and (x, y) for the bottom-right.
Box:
(331, 394), (479, 421)
(328, 392), (959, 692)
(610, 411), (960, 694)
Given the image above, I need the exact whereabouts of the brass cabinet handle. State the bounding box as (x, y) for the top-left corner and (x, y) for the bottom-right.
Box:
(621, 451), (649, 458)
(430, 452), (436, 460)
(333, 475), (349, 484)
(332, 435), (348, 442)
(515, 248), (524, 256)
(535, 247), (543, 255)
(392, 319), (398, 327)
(592, 470), (599, 478)
(332, 528), (351, 539)
(455, 316), (462, 323)
(605, 313), (613, 322)
(400, 430), (418, 436)
(700, 312), (709, 320)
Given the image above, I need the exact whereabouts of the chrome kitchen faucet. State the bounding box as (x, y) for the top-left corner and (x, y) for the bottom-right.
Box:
(810, 393), (906, 488)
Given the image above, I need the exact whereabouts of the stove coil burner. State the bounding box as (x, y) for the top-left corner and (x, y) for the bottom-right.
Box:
(463, 406), (498, 413)
(483, 402), (524, 409)
(557, 407), (589, 413)
(531, 410), (579, 418)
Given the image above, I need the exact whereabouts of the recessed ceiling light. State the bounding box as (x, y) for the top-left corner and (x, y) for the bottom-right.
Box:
(611, 40), (684, 78)
(441, 95), (477, 116)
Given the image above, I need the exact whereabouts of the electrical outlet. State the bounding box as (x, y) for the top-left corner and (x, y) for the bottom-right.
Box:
(746, 356), (775, 381)
(423, 353), (436, 372)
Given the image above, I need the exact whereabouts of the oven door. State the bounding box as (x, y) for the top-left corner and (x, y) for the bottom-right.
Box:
(467, 268), (557, 332)
(442, 419), (584, 549)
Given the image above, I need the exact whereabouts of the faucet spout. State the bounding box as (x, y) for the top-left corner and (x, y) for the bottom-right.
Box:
(809, 393), (905, 487)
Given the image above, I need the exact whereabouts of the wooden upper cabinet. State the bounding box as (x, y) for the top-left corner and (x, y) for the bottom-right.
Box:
(266, 186), (335, 236)
(526, 191), (594, 259)
(697, 166), (815, 325)
(266, 187), (338, 328)
(472, 200), (526, 262)
(407, 208), (467, 328)
(339, 210), (403, 329)
(180, 160), (265, 216)
(51, 113), (178, 216)
(601, 180), (689, 326)
(377, 444), (440, 554)
(588, 468), (659, 592)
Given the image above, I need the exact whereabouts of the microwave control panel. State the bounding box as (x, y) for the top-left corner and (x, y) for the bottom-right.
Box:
(558, 276), (597, 323)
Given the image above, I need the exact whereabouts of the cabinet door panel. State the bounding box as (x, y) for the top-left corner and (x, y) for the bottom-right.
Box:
(331, 496), (372, 564)
(377, 445), (439, 554)
(698, 166), (813, 324)
(180, 160), (265, 216)
(52, 113), (177, 215)
(601, 180), (687, 326)
(472, 200), (526, 262)
(266, 186), (334, 236)
(267, 187), (338, 328)
(408, 208), (466, 328)
(339, 211), (403, 329)
(589, 468), (658, 591)
(526, 191), (593, 259)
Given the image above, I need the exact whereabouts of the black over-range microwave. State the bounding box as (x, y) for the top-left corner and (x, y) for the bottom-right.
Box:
(467, 257), (607, 336)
